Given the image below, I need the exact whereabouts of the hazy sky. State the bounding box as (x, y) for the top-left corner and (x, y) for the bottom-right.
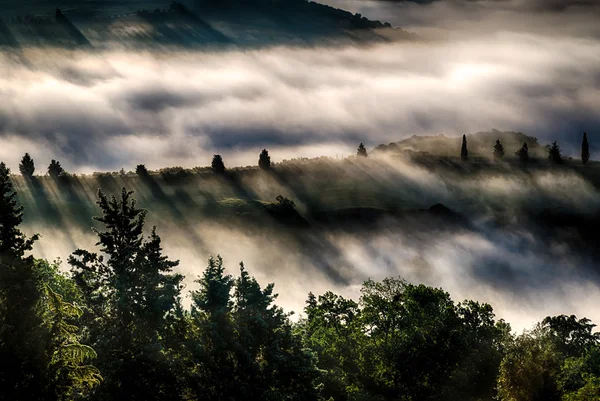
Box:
(1, 0), (599, 172)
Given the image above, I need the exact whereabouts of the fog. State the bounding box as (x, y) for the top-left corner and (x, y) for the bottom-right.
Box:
(12, 152), (600, 332)
(3, 0), (600, 331)
(1, 24), (600, 172)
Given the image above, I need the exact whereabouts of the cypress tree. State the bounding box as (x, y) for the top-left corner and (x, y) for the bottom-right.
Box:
(493, 139), (505, 159)
(582, 132), (590, 165)
(461, 135), (468, 161)
(258, 149), (271, 170)
(19, 153), (35, 178)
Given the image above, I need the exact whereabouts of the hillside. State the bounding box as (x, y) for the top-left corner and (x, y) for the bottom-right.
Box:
(374, 129), (549, 160)
(0, 0), (409, 49)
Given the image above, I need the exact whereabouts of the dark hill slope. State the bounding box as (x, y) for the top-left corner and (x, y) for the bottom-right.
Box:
(0, 0), (409, 49)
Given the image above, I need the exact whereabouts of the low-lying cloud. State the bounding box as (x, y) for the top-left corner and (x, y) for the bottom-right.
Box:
(1, 20), (600, 172)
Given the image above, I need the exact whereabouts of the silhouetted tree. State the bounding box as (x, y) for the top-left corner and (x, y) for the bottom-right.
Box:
(136, 164), (149, 177)
(19, 153), (35, 178)
(48, 159), (65, 178)
(0, 163), (38, 260)
(548, 141), (563, 164)
(0, 164), (98, 400)
(515, 142), (529, 162)
(461, 134), (468, 161)
(211, 155), (225, 174)
(582, 132), (590, 165)
(258, 149), (271, 170)
(357, 143), (368, 158)
(69, 188), (184, 401)
(493, 139), (505, 159)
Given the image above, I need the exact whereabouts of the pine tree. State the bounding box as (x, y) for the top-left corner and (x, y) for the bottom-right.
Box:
(232, 263), (320, 400)
(0, 162), (38, 260)
(258, 149), (271, 170)
(357, 143), (368, 158)
(190, 255), (235, 399)
(48, 160), (65, 179)
(548, 141), (563, 164)
(461, 135), (468, 161)
(19, 153), (35, 178)
(493, 139), (505, 159)
(69, 188), (183, 401)
(515, 142), (529, 163)
(582, 132), (590, 165)
(211, 155), (225, 174)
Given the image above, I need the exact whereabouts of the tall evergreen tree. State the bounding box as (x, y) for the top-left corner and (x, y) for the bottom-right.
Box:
(548, 141), (563, 164)
(0, 163), (38, 259)
(189, 255), (235, 399)
(211, 155), (225, 174)
(69, 188), (184, 401)
(258, 149), (271, 170)
(515, 142), (529, 162)
(19, 153), (35, 178)
(493, 139), (505, 159)
(48, 160), (65, 179)
(357, 143), (368, 158)
(461, 134), (468, 161)
(0, 163), (98, 400)
(582, 132), (590, 165)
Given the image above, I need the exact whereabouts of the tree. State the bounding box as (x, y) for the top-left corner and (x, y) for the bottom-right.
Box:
(493, 139), (505, 159)
(461, 134), (468, 161)
(135, 164), (149, 177)
(548, 141), (563, 164)
(19, 153), (35, 178)
(0, 163), (98, 400)
(581, 132), (590, 165)
(516, 142), (529, 162)
(0, 163), (38, 260)
(211, 155), (225, 174)
(497, 328), (563, 401)
(541, 315), (600, 358)
(258, 149), (271, 170)
(189, 257), (319, 400)
(189, 255), (236, 399)
(48, 160), (66, 178)
(69, 188), (184, 401)
(357, 143), (368, 158)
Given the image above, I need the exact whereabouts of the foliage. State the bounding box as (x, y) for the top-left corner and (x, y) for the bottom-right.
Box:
(494, 139), (505, 159)
(357, 143), (368, 158)
(212, 154), (226, 174)
(19, 153), (36, 178)
(135, 164), (149, 177)
(548, 141), (563, 164)
(188, 256), (320, 400)
(68, 188), (184, 401)
(48, 159), (66, 178)
(259, 149), (271, 170)
(516, 142), (529, 162)
(461, 134), (468, 161)
(581, 133), (590, 165)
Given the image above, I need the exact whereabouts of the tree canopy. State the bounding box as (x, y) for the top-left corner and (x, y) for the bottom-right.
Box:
(19, 153), (35, 178)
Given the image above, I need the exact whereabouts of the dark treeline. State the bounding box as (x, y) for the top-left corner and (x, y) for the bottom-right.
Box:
(1, 158), (600, 400)
(13, 132), (595, 183)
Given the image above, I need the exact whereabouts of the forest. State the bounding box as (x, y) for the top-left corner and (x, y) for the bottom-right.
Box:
(1, 131), (600, 401)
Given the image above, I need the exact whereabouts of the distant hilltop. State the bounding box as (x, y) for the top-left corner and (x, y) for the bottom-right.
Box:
(374, 130), (549, 159)
(0, 0), (411, 49)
